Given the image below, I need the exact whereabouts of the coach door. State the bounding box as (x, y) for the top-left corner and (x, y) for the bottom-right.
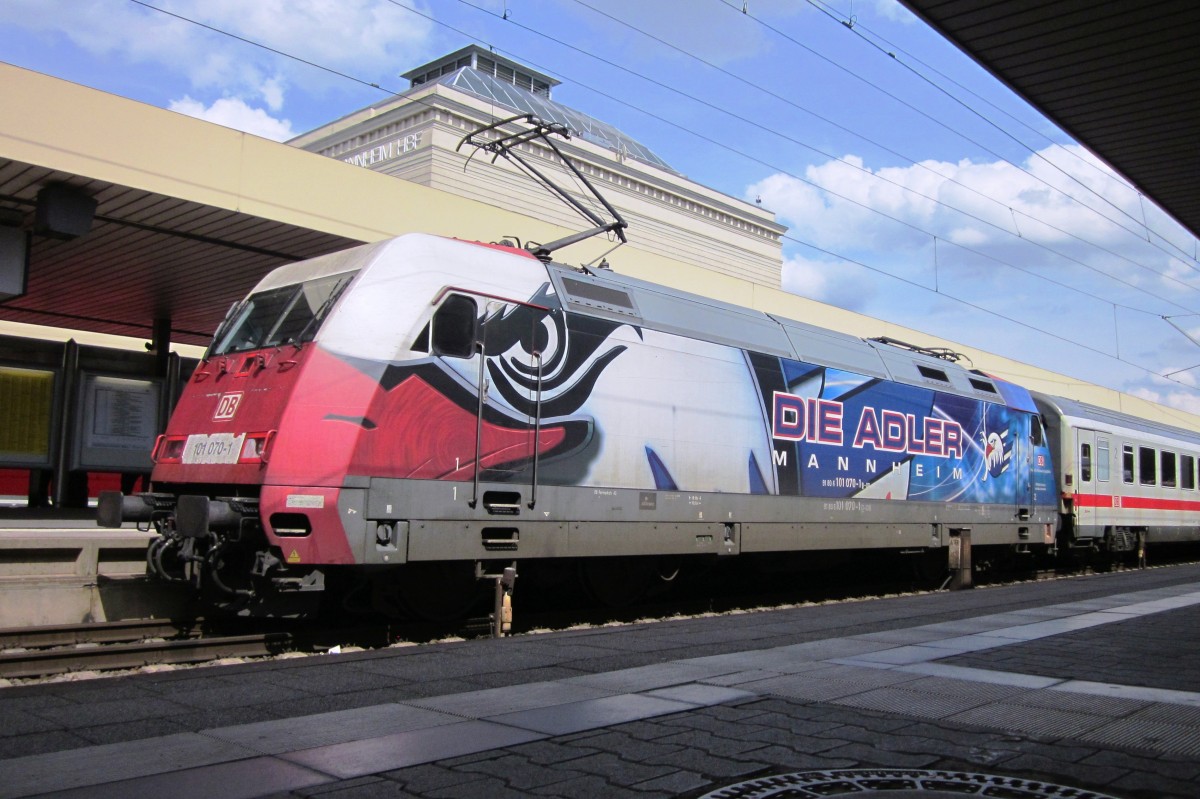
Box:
(1074, 428), (1098, 535)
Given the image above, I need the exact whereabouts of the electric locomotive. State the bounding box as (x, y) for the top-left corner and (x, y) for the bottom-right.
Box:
(96, 115), (1068, 620)
(98, 229), (1062, 618)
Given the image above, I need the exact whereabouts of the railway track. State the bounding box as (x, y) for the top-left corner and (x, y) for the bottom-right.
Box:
(2, 552), (1194, 682)
(0, 619), (397, 680)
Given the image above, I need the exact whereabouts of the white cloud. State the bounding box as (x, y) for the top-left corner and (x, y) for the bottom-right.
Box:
(781, 253), (876, 311)
(0, 0), (435, 101)
(260, 76), (286, 113)
(749, 145), (1200, 411)
(1129, 385), (1200, 415)
(169, 96), (295, 141)
(749, 144), (1200, 304)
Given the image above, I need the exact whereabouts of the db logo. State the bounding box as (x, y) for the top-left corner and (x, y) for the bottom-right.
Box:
(213, 392), (243, 421)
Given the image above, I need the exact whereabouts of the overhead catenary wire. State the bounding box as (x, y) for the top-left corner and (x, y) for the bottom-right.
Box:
(766, 0), (1200, 272)
(123, 0), (1197, 388)
(810, 0), (1200, 271)
(466, 0), (1200, 314)
(574, 0), (1200, 293)
(440, 0), (1200, 319)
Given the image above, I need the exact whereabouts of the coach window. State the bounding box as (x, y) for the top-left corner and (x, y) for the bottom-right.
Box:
(1162, 451), (1178, 488)
(1139, 446), (1157, 486)
(1182, 455), (1196, 490)
(1096, 438), (1110, 482)
(1123, 445), (1134, 484)
(1079, 443), (1092, 483)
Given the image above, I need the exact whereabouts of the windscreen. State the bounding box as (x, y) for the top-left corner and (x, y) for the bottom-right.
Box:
(208, 271), (357, 356)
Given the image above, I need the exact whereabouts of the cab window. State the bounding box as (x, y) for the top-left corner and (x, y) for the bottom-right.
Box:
(209, 271), (355, 357)
(430, 294), (478, 359)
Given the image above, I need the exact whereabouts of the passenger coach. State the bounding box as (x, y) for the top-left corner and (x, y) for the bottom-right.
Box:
(1034, 394), (1200, 556)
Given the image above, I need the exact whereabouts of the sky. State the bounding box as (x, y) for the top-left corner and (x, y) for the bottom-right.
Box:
(2, 0), (1200, 414)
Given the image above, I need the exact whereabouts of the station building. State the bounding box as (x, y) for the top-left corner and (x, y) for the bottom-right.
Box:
(0, 50), (1197, 508)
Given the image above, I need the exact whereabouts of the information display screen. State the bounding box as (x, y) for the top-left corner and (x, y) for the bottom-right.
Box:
(75, 374), (161, 470)
(0, 365), (56, 467)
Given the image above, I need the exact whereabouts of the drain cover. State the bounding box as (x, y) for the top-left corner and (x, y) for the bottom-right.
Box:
(698, 769), (1123, 798)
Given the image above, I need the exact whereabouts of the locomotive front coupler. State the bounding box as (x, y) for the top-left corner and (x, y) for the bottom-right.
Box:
(96, 490), (177, 529)
(175, 495), (243, 538)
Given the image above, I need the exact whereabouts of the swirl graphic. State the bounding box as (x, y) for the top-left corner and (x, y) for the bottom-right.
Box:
(481, 283), (631, 418)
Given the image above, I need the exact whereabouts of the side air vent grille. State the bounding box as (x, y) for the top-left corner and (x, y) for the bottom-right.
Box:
(561, 277), (639, 317)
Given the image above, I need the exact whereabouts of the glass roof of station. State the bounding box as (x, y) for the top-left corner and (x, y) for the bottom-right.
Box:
(431, 67), (678, 175)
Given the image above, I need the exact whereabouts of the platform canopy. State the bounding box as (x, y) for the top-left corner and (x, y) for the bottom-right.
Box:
(900, 0), (1200, 241)
(0, 65), (544, 348)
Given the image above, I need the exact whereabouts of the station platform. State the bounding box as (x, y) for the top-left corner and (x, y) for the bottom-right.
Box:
(0, 509), (168, 626)
(1, 564), (1199, 799)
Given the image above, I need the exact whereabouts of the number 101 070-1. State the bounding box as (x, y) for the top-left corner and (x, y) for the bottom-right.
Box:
(182, 432), (245, 465)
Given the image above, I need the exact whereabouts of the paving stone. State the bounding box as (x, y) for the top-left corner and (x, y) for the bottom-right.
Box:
(563, 730), (685, 763)
(738, 726), (850, 753)
(528, 774), (661, 799)
(421, 774), (530, 799)
(40, 754), (332, 799)
(822, 741), (941, 768)
(725, 744), (857, 770)
(657, 727), (772, 759)
(0, 709), (63, 736)
(735, 710), (848, 738)
(605, 719), (694, 741)
(33, 695), (191, 727)
(556, 751), (678, 786)
(382, 763), (493, 793)
(1110, 769), (1200, 799)
(506, 738), (600, 765)
(0, 729), (91, 760)
(289, 775), (391, 796)
(629, 769), (713, 794)
(456, 753), (587, 790)
(0, 693), (72, 712)
(73, 716), (187, 746)
(162, 681), (312, 710)
(1081, 747), (1200, 781)
(995, 752), (1128, 791)
(650, 745), (769, 779)
(656, 711), (772, 738)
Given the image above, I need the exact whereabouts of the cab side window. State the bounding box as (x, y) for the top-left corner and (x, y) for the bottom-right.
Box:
(1031, 416), (1044, 446)
(430, 294), (478, 359)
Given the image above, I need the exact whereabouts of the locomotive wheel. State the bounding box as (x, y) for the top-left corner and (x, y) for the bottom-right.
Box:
(908, 549), (949, 588)
(579, 557), (658, 608)
(379, 562), (483, 621)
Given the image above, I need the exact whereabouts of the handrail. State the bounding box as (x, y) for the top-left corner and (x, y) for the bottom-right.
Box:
(528, 350), (543, 510)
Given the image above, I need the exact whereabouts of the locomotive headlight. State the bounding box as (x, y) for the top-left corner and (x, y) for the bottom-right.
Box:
(238, 430), (277, 464)
(152, 435), (188, 463)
